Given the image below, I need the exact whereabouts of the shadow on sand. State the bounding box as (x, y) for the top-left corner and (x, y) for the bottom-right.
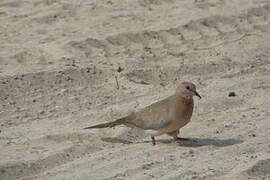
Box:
(101, 137), (243, 147)
(101, 137), (134, 144)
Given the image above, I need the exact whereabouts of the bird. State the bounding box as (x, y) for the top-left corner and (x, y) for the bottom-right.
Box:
(84, 81), (201, 145)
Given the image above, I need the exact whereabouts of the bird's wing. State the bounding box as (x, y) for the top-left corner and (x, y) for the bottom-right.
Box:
(129, 95), (175, 130)
(139, 116), (172, 130)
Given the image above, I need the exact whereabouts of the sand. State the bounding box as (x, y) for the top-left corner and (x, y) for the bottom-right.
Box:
(0, 0), (270, 179)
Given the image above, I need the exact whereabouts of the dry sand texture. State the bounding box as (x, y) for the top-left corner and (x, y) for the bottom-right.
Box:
(0, 0), (270, 179)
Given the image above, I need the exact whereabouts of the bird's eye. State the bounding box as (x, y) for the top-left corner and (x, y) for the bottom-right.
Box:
(186, 86), (190, 90)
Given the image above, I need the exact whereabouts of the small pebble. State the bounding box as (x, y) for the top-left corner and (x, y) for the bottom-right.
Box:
(117, 67), (123, 73)
(228, 92), (236, 97)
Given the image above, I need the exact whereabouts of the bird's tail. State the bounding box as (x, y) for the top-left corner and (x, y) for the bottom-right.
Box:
(84, 117), (127, 129)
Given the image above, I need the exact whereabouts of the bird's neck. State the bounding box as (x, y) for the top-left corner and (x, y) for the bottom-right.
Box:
(177, 95), (194, 105)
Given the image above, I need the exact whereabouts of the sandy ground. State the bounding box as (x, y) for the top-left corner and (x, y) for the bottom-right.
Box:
(0, 0), (270, 179)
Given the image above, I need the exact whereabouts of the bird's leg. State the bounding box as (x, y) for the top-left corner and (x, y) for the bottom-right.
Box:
(151, 136), (156, 145)
(167, 130), (191, 143)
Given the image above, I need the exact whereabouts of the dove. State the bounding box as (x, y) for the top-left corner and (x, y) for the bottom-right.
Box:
(84, 82), (201, 145)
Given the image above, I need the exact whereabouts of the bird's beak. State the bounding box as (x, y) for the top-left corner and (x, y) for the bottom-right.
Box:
(194, 91), (201, 99)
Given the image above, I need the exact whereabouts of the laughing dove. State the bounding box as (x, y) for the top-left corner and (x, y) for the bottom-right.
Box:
(84, 82), (201, 145)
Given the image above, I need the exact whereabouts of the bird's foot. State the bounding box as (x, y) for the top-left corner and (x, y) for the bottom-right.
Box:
(151, 136), (156, 146)
(174, 137), (191, 143)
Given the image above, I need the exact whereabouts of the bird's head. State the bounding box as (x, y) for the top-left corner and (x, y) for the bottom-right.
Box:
(175, 82), (201, 99)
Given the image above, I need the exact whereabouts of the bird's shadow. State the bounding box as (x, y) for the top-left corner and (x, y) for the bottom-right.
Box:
(102, 137), (243, 147)
(155, 137), (243, 147)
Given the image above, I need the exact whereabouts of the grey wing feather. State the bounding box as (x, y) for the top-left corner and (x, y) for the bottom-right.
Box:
(140, 117), (172, 130)
(129, 95), (175, 130)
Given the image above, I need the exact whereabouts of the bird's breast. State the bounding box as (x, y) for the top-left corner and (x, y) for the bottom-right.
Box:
(173, 97), (194, 126)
